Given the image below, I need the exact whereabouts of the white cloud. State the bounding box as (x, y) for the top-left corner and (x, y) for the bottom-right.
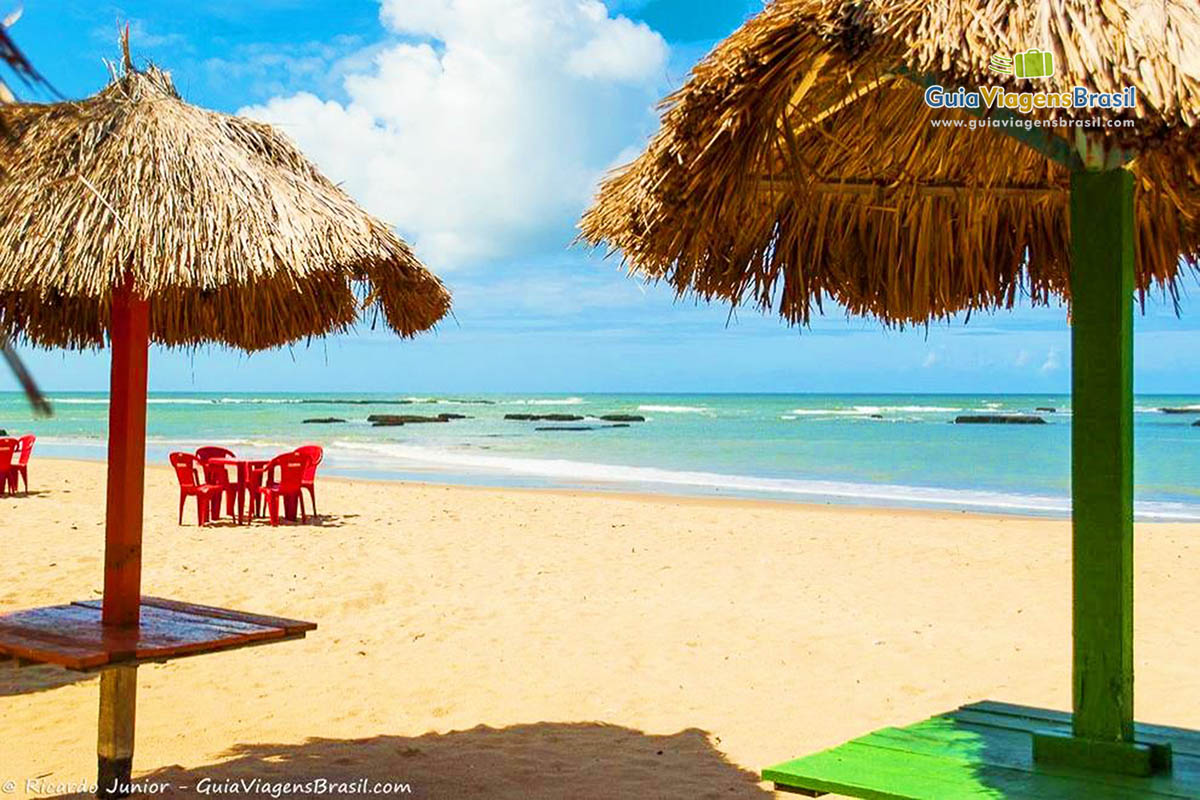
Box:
(921, 351), (939, 368)
(567, 5), (667, 80)
(239, 0), (668, 269)
(1040, 347), (1063, 373)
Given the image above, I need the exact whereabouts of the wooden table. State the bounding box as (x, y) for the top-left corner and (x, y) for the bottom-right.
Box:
(0, 596), (315, 671)
(204, 457), (269, 524)
(763, 701), (1200, 799)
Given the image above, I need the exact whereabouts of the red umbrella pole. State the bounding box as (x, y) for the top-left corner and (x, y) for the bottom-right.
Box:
(102, 280), (149, 627)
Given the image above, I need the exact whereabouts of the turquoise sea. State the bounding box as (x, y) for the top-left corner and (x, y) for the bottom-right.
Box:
(2, 392), (1199, 520)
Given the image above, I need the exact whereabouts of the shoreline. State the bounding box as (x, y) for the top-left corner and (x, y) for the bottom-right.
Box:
(9, 390), (1199, 522)
(27, 456), (1190, 524)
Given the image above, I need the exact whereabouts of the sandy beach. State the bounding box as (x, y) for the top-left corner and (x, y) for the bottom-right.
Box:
(3, 458), (1199, 799)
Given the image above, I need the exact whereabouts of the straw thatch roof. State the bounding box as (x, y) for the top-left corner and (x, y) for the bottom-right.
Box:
(580, 0), (1200, 326)
(0, 20), (56, 414)
(0, 49), (450, 350)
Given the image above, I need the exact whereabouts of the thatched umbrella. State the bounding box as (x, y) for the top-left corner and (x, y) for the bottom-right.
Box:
(0, 37), (449, 798)
(583, 0), (1199, 794)
(0, 19), (55, 415)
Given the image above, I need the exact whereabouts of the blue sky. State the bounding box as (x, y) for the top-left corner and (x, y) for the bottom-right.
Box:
(3, 0), (1198, 394)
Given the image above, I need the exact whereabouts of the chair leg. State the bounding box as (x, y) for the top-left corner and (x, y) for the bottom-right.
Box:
(298, 493), (307, 524)
(305, 485), (317, 516)
(178, 493), (186, 526)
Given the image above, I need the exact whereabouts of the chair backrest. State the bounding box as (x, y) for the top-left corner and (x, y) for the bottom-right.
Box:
(196, 446), (236, 484)
(16, 434), (34, 467)
(294, 445), (323, 482)
(169, 452), (202, 489)
(0, 438), (16, 471)
(265, 452), (307, 492)
(196, 446), (236, 461)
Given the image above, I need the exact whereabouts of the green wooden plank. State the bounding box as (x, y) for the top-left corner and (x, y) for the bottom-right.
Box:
(766, 739), (1196, 799)
(767, 741), (1015, 799)
(960, 703), (1200, 757)
(967, 702), (1070, 724)
(951, 710), (1200, 760)
(869, 720), (1200, 793)
(1069, 167), (1136, 744)
(1032, 732), (1164, 778)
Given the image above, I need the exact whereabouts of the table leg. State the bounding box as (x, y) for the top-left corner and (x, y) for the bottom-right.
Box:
(97, 664), (137, 798)
(240, 462), (249, 525)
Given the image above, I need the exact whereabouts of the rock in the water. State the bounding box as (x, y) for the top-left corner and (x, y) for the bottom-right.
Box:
(367, 414), (449, 425)
(505, 413), (584, 422)
(1161, 407), (1200, 415)
(0, 429), (6, 436)
(1193, 420), (1200, 427)
(869, 414), (884, 419)
(1035, 407), (1057, 413)
(535, 426), (594, 431)
(303, 417), (347, 424)
(437, 413), (469, 420)
(598, 414), (645, 422)
(955, 414), (1046, 425)
(606, 423), (631, 428)
(300, 399), (411, 405)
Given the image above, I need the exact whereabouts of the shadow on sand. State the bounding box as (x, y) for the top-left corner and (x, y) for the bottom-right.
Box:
(48, 723), (768, 799)
(0, 489), (53, 500)
(199, 513), (350, 530)
(0, 663), (95, 697)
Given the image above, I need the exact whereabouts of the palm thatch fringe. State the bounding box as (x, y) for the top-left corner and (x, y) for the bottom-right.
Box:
(580, 0), (1200, 326)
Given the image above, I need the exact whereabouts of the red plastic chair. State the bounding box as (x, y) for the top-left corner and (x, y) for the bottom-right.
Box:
(8, 434), (34, 494)
(0, 438), (15, 498)
(253, 453), (308, 526)
(170, 452), (223, 526)
(293, 445), (323, 515)
(196, 446), (238, 519)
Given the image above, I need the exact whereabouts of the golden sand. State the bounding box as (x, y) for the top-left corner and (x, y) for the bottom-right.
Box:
(2, 459), (1198, 798)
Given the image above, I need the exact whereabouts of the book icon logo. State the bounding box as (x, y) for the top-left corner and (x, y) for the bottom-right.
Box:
(989, 49), (1055, 80)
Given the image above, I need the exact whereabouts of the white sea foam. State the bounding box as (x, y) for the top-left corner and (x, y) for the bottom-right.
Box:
(637, 404), (709, 414)
(786, 405), (961, 417)
(28, 433), (1200, 521)
(324, 441), (1200, 522)
(512, 397), (586, 406)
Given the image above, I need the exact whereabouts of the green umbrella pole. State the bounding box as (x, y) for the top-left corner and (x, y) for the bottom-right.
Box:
(1068, 167), (1135, 742)
(1033, 167), (1171, 776)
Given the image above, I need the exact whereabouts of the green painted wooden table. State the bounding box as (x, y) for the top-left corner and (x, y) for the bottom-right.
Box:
(763, 701), (1200, 799)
